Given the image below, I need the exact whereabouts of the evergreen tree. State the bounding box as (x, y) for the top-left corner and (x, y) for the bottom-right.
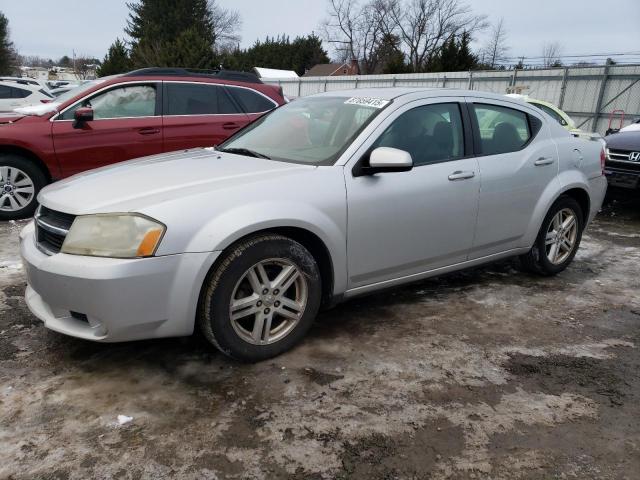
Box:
(372, 34), (409, 74)
(428, 31), (478, 72)
(97, 39), (133, 77)
(220, 34), (329, 75)
(0, 12), (16, 75)
(125, 0), (215, 68)
(291, 34), (329, 75)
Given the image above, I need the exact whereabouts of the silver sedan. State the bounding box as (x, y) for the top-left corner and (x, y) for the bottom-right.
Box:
(20, 88), (607, 361)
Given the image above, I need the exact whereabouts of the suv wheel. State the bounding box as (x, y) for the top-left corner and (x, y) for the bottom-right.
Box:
(0, 154), (47, 220)
(520, 195), (584, 276)
(198, 234), (322, 362)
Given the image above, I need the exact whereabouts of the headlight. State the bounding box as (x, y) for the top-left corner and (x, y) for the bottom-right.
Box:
(61, 214), (165, 258)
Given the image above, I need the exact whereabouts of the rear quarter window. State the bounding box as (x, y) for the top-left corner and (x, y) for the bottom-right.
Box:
(227, 87), (276, 113)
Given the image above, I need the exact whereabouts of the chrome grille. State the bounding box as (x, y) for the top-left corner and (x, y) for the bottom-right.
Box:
(606, 149), (640, 172)
(35, 206), (76, 255)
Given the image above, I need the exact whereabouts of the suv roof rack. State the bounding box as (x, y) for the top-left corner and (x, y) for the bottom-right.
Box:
(124, 67), (263, 84)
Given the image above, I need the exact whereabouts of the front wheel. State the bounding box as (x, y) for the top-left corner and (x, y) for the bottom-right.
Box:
(0, 154), (47, 220)
(520, 195), (584, 276)
(198, 234), (322, 362)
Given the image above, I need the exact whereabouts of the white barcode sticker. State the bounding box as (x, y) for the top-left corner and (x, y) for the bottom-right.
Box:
(344, 97), (390, 108)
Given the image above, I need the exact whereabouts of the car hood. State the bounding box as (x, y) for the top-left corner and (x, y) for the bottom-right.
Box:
(605, 131), (640, 151)
(39, 148), (316, 214)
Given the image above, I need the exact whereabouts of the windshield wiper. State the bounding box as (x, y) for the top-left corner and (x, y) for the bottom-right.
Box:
(218, 147), (271, 159)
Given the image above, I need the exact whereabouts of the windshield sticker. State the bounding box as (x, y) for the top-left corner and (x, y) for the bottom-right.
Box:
(344, 97), (390, 109)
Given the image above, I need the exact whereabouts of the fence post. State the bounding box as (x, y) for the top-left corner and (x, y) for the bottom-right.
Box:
(510, 69), (518, 87)
(467, 71), (473, 90)
(392, 76), (397, 87)
(298, 79), (302, 97)
(558, 67), (569, 109)
(592, 65), (610, 132)
(442, 75), (447, 88)
(354, 76), (359, 90)
(324, 78), (328, 92)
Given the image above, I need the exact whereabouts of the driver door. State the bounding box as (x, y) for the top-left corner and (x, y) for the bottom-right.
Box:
(345, 98), (480, 290)
(52, 83), (163, 176)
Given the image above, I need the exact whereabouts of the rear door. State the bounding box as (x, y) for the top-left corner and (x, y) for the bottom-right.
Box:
(52, 82), (163, 176)
(162, 81), (250, 152)
(467, 99), (558, 258)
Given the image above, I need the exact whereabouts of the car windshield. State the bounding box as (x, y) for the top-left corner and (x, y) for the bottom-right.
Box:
(218, 96), (391, 165)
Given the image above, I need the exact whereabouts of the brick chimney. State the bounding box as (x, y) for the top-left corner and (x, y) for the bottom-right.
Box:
(350, 58), (359, 74)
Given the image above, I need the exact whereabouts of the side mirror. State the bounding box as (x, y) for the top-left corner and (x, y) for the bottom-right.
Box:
(73, 107), (94, 128)
(358, 147), (413, 176)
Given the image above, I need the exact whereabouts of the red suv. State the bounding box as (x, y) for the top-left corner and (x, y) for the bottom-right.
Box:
(0, 68), (285, 220)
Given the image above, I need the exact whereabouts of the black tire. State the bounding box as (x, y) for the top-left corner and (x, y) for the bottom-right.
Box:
(520, 195), (584, 276)
(198, 234), (322, 362)
(0, 154), (47, 221)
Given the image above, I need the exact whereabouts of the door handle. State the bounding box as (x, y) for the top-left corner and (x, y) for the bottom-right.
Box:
(534, 157), (555, 166)
(137, 127), (160, 135)
(448, 170), (475, 181)
(222, 122), (240, 130)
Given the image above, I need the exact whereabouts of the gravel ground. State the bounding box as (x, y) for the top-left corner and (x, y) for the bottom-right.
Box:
(1, 196), (639, 480)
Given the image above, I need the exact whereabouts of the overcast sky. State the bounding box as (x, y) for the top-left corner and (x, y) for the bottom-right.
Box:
(2, 0), (640, 65)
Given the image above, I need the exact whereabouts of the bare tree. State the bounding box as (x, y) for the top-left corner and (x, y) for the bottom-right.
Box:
(387, 0), (487, 72)
(542, 41), (563, 68)
(481, 17), (508, 69)
(208, 0), (241, 52)
(73, 55), (98, 80)
(321, 0), (363, 71)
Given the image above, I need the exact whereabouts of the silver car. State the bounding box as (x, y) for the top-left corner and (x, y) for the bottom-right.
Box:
(20, 88), (607, 361)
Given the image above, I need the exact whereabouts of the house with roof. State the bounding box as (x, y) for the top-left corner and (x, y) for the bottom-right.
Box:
(303, 60), (359, 77)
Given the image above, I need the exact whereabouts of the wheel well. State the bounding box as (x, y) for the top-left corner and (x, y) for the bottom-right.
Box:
(210, 227), (335, 308)
(267, 227), (335, 307)
(0, 145), (52, 182)
(561, 188), (590, 225)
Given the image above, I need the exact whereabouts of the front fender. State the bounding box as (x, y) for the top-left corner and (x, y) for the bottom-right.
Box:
(184, 201), (348, 295)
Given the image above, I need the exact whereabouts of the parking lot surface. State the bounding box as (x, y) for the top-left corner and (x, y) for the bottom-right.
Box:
(1, 197), (639, 480)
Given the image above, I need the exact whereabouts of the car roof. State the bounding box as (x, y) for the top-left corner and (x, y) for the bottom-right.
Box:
(0, 80), (40, 91)
(313, 87), (524, 103)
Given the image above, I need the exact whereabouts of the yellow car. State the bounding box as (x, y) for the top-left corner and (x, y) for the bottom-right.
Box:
(506, 94), (603, 143)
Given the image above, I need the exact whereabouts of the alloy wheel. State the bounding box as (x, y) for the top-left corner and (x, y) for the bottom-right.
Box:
(0, 166), (36, 212)
(545, 208), (578, 265)
(229, 258), (308, 345)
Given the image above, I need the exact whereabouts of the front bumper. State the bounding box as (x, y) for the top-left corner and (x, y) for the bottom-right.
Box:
(604, 166), (640, 190)
(20, 221), (220, 342)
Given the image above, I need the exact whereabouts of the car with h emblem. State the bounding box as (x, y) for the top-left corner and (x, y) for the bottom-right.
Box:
(604, 130), (640, 191)
(20, 88), (607, 361)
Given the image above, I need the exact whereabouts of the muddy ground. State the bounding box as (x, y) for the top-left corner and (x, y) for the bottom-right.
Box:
(1, 195), (639, 480)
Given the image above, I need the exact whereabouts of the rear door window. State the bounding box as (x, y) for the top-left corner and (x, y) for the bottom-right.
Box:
(472, 104), (531, 155)
(0, 86), (11, 99)
(227, 87), (276, 113)
(164, 82), (240, 115)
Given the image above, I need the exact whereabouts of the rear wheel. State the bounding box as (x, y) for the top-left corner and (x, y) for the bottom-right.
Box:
(520, 196), (584, 276)
(198, 234), (322, 362)
(0, 154), (47, 220)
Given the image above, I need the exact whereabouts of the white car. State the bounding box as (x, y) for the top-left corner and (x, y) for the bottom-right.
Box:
(0, 76), (52, 93)
(0, 81), (53, 112)
(620, 118), (640, 133)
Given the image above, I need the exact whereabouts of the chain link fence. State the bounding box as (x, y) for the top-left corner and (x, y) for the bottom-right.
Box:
(267, 64), (640, 135)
